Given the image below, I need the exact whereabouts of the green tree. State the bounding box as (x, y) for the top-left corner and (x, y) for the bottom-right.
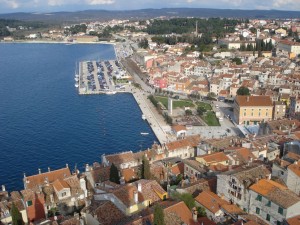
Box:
(207, 92), (216, 100)
(237, 86), (250, 96)
(153, 204), (165, 225)
(141, 155), (151, 179)
(197, 206), (207, 217)
(172, 193), (195, 209)
(197, 106), (206, 116)
(138, 38), (149, 49)
(185, 109), (193, 116)
(109, 163), (120, 184)
(10, 203), (24, 225)
(231, 57), (242, 65)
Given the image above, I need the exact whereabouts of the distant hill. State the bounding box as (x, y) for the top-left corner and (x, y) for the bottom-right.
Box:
(0, 8), (299, 22)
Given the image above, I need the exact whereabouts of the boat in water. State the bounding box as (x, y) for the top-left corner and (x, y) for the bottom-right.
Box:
(141, 132), (149, 135)
(75, 83), (79, 88)
(74, 77), (79, 82)
(142, 114), (146, 120)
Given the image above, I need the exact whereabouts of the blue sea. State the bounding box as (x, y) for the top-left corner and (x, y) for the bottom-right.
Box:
(0, 43), (157, 191)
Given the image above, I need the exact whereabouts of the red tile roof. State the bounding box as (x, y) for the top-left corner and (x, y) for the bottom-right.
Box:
(235, 96), (273, 107)
(195, 191), (229, 214)
(25, 167), (71, 190)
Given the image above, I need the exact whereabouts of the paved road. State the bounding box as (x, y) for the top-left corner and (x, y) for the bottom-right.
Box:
(130, 86), (172, 144)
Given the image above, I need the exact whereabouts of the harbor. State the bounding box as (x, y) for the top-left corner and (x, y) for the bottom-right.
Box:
(75, 57), (171, 144)
(77, 60), (127, 95)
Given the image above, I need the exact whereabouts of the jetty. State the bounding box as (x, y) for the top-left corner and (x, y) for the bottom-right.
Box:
(75, 59), (170, 144)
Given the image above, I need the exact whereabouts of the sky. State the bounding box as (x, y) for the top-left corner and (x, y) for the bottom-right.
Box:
(0, 0), (300, 14)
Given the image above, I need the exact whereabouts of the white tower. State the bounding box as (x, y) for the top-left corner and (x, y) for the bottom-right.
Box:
(168, 97), (173, 115)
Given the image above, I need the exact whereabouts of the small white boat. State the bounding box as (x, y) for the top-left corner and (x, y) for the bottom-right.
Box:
(142, 114), (146, 120)
(141, 132), (149, 135)
(106, 91), (116, 95)
(75, 83), (79, 88)
(74, 77), (79, 82)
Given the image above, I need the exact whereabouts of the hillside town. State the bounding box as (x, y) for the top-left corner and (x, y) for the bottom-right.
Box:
(2, 17), (300, 225)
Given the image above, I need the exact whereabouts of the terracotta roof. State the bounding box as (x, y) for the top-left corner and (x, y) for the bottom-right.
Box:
(90, 165), (111, 183)
(249, 179), (300, 208)
(221, 204), (244, 215)
(112, 180), (166, 207)
(52, 179), (70, 192)
(61, 217), (80, 225)
(25, 167), (71, 190)
(95, 201), (126, 225)
(172, 125), (187, 132)
(286, 215), (300, 225)
(197, 152), (229, 164)
(105, 151), (136, 166)
(235, 95), (273, 107)
(195, 191), (229, 214)
(170, 162), (184, 175)
(166, 135), (200, 151)
(121, 168), (137, 182)
(198, 217), (216, 225)
(164, 201), (198, 225)
(288, 161), (300, 177)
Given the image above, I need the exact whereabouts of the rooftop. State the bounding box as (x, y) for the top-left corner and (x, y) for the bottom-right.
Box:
(195, 191), (229, 214)
(249, 179), (300, 208)
(235, 95), (273, 107)
(24, 167), (71, 190)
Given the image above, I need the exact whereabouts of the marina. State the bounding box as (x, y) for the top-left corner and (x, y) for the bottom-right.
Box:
(75, 55), (170, 145)
(77, 60), (127, 95)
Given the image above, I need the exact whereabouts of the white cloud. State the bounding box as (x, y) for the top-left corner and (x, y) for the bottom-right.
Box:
(272, 0), (300, 9)
(0, 0), (20, 8)
(47, 0), (65, 6)
(86, 0), (115, 5)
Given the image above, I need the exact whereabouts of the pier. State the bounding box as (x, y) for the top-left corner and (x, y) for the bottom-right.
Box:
(76, 58), (171, 144)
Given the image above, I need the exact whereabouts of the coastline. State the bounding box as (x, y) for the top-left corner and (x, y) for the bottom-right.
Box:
(0, 40), (115, 45)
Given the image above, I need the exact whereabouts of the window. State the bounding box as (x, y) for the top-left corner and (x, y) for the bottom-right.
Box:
(26, 200), (33, 207)
(266, 200), (271, 207)
(256, 194), (262, 201)
(256, 207), (260, 214)
(277, 221), (282, 225)
(61, 192), (67, 197)
(278, 207), (283, 215)
(186, 167), (189, 172)
(266, 214), (270, 221)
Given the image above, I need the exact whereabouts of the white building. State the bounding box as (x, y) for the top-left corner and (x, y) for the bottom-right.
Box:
(217, 163), (270, 212)
(249, 179), (300, 224)
(278, 40), (300, 55)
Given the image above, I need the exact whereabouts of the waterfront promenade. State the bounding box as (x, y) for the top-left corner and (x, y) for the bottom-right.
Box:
(129, 86), (172, 144)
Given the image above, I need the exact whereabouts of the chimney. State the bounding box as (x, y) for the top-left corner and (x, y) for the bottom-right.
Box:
(134, 191), (138, 204)
(138, 182), (142, 192)
(246, 96), (249, 102)
(38, 168), (41, 174)
(192, 207), (198, 222)
(48, 167), (51, 172)
(120, 176), (125, 185)
(2, 185), (5, 192)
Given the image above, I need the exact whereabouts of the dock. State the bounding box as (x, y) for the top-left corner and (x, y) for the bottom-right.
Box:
(77, 60), (125, 95)
(75, 58), (171, 144)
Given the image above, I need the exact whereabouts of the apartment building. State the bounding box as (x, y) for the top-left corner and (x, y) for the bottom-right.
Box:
(234, 95), (273, 125)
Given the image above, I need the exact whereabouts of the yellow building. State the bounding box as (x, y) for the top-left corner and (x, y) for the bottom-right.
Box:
(234, 95), (273, 125)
